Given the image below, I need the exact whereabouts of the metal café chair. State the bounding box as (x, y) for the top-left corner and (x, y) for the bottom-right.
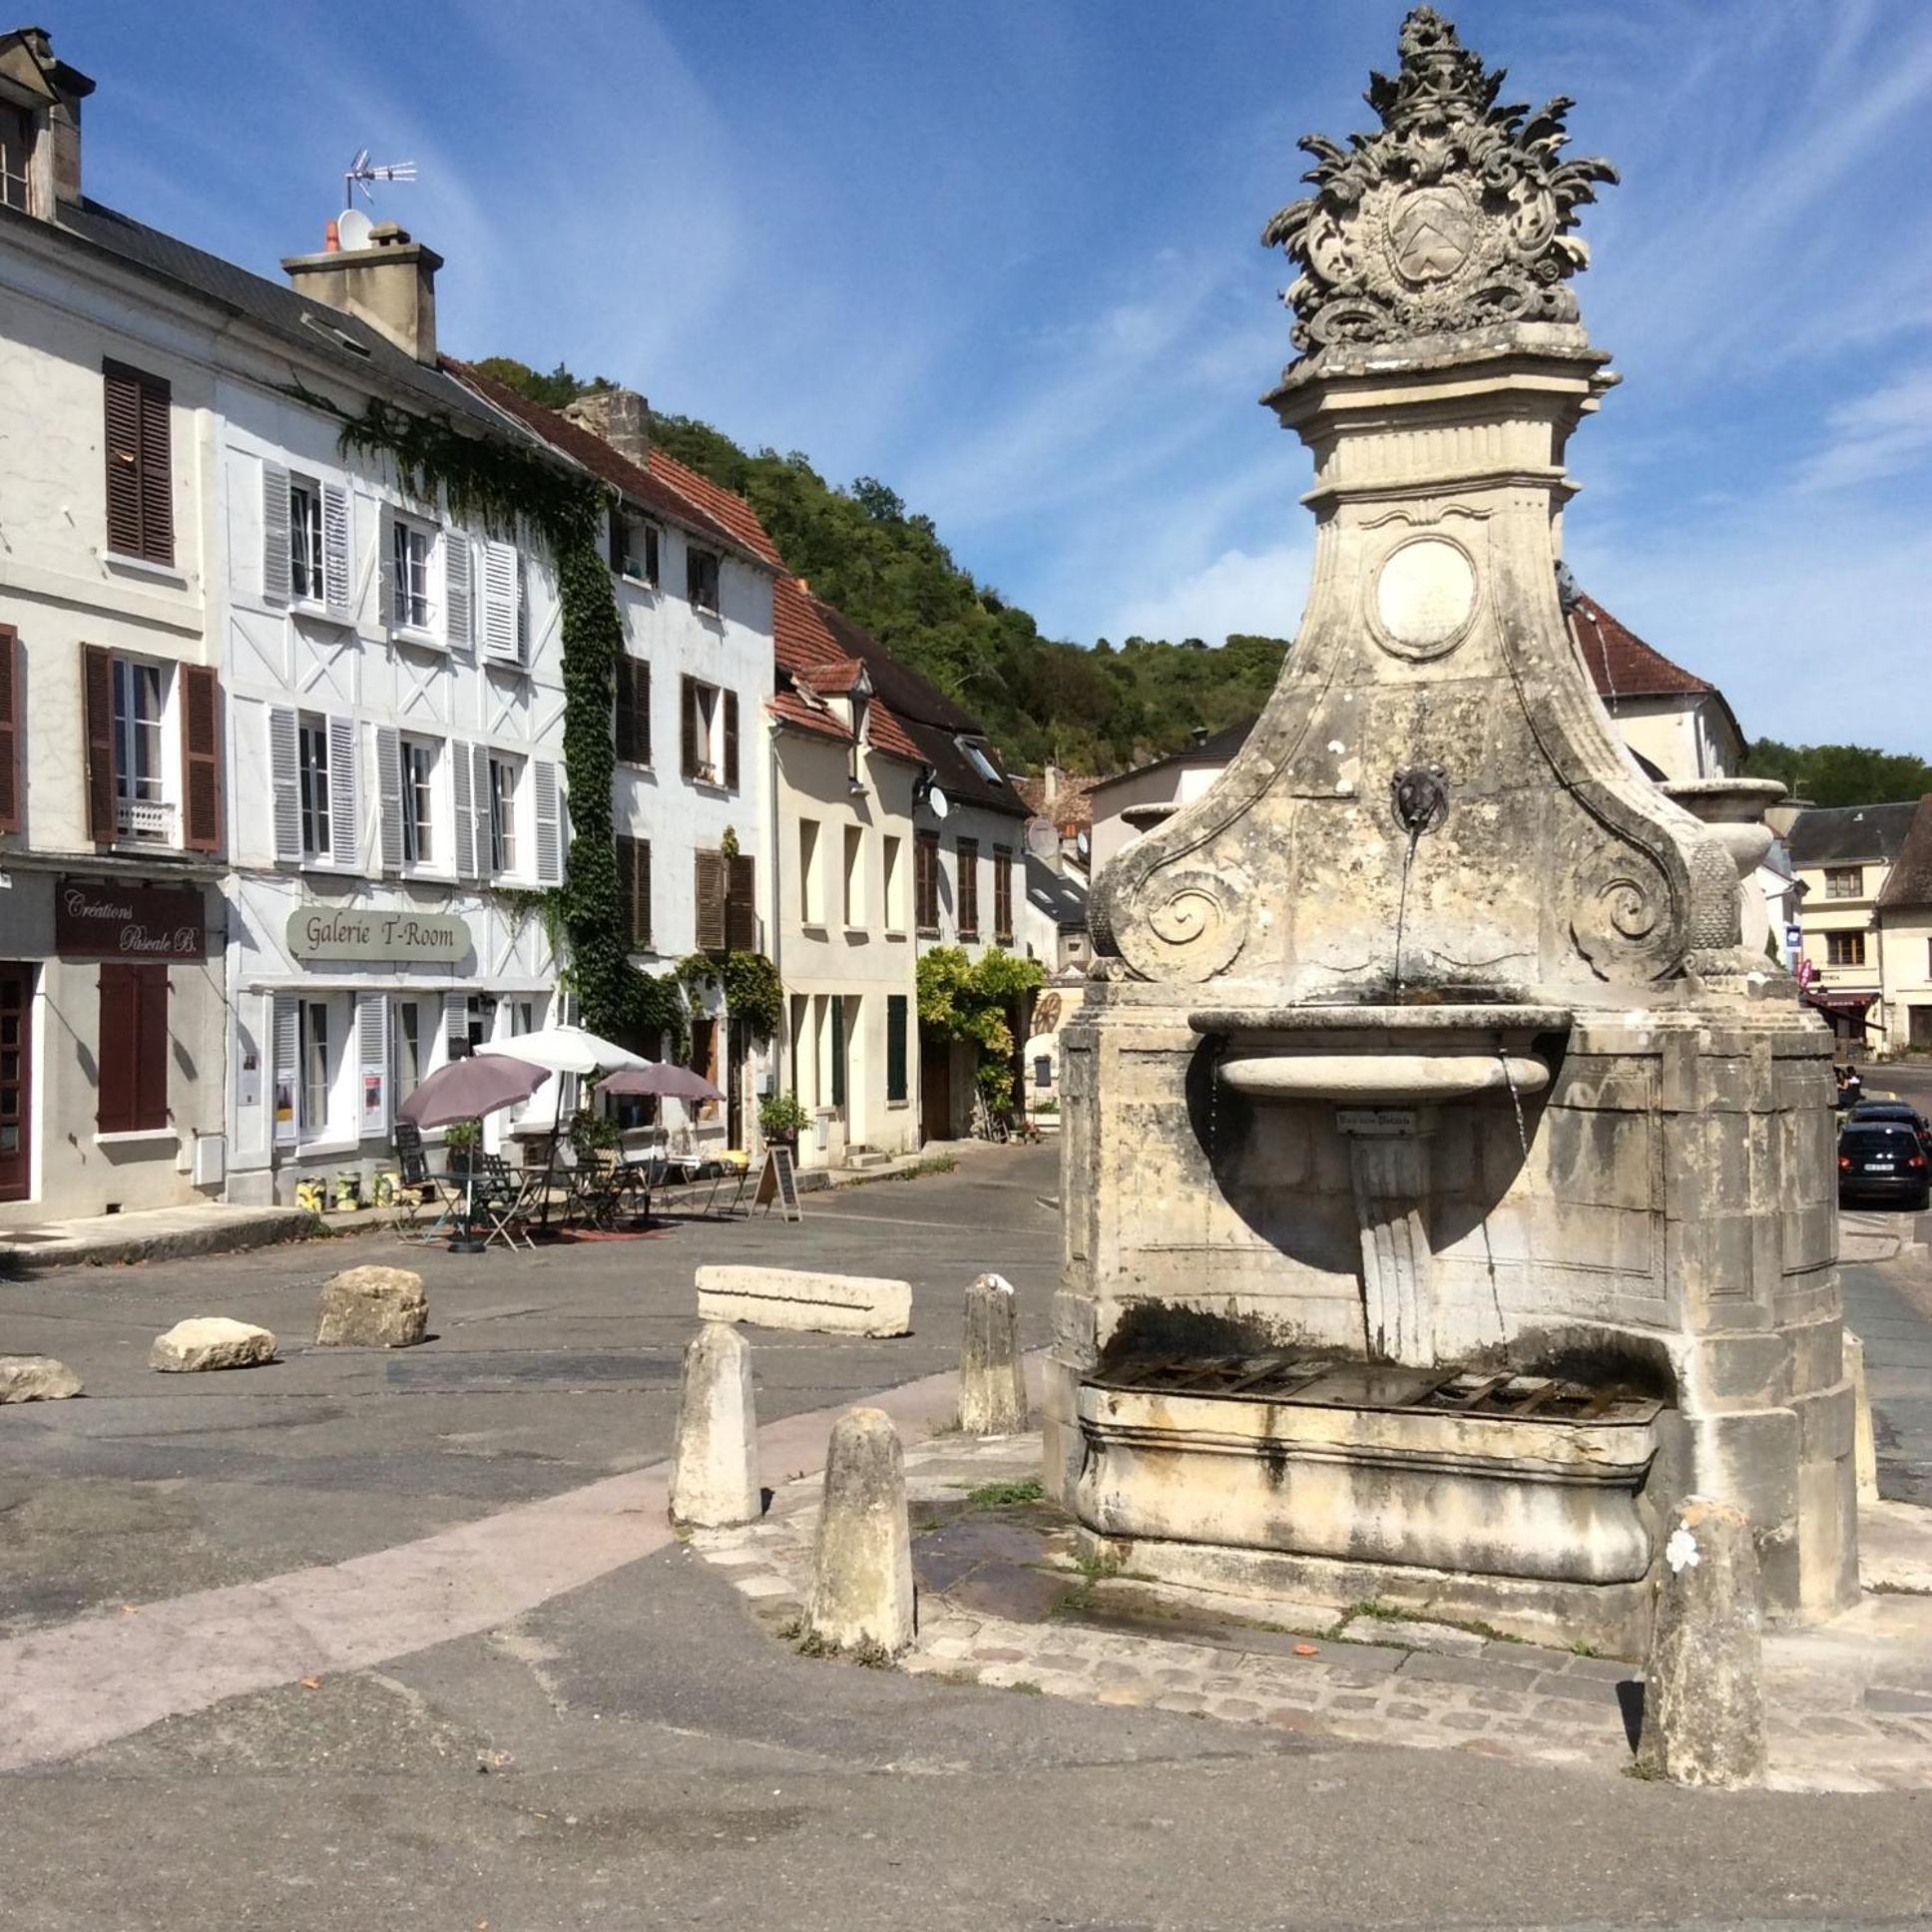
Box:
(391, 1123), (460, 1244)
(472, 1152), (540, 1251)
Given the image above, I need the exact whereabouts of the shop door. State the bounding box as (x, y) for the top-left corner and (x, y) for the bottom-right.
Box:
(0, 963), (32, 1202)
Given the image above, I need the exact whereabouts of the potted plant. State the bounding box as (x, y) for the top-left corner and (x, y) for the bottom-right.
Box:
(444, 1118), (482, 1176)
(758, 1092), (809, 1149)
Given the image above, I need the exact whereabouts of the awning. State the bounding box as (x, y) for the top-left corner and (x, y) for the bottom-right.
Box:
(1805, 990), (1877, 1014)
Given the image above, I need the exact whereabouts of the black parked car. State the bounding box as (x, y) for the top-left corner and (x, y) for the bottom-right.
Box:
(1847, 1099), (1932, 1156)
(1838, 1120), (1931, 1210)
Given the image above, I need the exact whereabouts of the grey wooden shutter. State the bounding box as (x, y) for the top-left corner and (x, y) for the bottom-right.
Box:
(444, 531), (472, 650)
(472, 743), (493, 874)
(268, 705), (301, 861)
(356, 992), (389, 1137)
(451, 736), (475, 877)
(260, 460), (290, 606)
(481, 541), (519, 661)
(377, 509), (396, 629)
(327, 714), (358, 869)
(321, 483), (352, 617)
(533, 757), (562, 884)
(376, 725), (403, 870)
(272, 996), (299, 1146)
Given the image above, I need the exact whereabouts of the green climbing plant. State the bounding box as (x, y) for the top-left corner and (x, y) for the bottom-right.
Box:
(916, 945), (1045, 1083)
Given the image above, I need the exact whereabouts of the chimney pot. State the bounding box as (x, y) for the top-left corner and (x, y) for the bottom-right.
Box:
(562, 386), (651, 469)
(282, 226), (442, 364)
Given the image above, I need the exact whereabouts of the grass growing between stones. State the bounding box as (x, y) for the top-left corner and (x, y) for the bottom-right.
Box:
(964, 1479), (1045, 1510)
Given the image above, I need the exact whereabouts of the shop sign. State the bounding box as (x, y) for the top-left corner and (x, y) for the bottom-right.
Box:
(285, 905), (474, 964)
(56, 879), (208, 961)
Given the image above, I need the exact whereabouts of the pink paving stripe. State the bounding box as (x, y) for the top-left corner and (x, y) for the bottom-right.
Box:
(0, 1358), (1011, 1772)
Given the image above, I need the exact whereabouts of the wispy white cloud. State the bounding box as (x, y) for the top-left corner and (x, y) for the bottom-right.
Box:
(1804, 365), (1932, 492)
(1104, 536), (1312, 647)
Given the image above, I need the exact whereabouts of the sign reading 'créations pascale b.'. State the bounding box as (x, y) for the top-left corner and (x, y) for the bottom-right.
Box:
(285, 906), (474, 964)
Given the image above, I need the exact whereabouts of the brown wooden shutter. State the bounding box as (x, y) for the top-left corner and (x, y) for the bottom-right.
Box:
(608, 507), (627, 576)
(957, 837), (979, 936)
(82, 644), (116, 843)
(97, 965), (137, 1133)
(181, 665), (222, 852)
(695, 849), (726, 953)
(723, 690), (739, 791)
(137, 374), (173, 565)
(134, 964), (170, 1129)
(0, 627), (18, 834)
(725, 853), (756, 953)
(681, 676), (700, 779)
(103, 365), (144, 557)
(636, 837), (653, 949)
(614, 660), (637, 763)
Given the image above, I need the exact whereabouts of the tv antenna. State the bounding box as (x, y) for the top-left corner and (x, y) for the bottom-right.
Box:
(343, 148), (418, 208)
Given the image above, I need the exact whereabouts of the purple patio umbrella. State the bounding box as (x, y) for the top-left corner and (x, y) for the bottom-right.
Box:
(596, 1064), (724, 1104)
(397, 1054), (551, 1129)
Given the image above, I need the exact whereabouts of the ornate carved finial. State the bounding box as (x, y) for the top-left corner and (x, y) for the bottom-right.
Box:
(1261, 7), (1617, 354)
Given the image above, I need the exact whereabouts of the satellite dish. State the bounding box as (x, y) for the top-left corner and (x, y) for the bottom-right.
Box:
(927, 785), (951, 822)
(1025, 816), (1060, 861)
(337, 207), (375, 251)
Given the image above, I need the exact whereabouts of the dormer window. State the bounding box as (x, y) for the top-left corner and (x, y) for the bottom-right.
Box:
(959, 737), (1004, 787)
(0, 104), (30, 213)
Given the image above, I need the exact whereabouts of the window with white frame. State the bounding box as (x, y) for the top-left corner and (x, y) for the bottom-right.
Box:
(392, 997), (425, 1110)
(300, 998), (335, 1137)
(391, 516), (433, 631)
(111, 656), (170, 840)
(289, 479), (324, 604)
(488, 753), (522, 876)
(297, 713), (332, 859)
(615, 516), (660, 588)
(400, 735), (437, 865)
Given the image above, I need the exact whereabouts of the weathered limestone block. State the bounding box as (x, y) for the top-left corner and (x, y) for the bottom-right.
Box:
(150, 1317), (277, 1373)
(805, 1407), (914, 1655)
(315, 1264), (427, 1348)
(696, 1265), (910, 1337)
(1845, 1330), (1879, 1505)
(0, 1355), (82, 1402)
(959, 1272), (1028, 1435)
(1637, 1497), (1766, 1788)
(669, 1322), (760, 1528)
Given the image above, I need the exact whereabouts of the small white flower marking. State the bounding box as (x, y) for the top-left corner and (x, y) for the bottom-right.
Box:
(1666, 1526), (1700, 1575)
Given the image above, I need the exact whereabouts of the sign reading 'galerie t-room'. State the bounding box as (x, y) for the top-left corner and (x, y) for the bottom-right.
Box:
(285, 905), (474, 965)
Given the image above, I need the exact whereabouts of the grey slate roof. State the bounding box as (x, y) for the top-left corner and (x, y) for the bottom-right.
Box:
(1093, 718), (1258, 793)
(29, 198), (514, 434)
(1786, 802), (1920, 869)
(1026, 853), (1088, 930)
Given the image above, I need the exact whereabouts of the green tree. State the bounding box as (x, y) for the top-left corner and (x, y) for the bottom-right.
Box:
(1743, 738), (1932, 808)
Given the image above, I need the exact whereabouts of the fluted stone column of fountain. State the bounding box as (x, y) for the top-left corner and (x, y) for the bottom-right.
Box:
(1049, 8), (1858, 1652)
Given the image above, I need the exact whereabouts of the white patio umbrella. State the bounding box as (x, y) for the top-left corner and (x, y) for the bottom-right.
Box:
(476, 1025), (649, 1222)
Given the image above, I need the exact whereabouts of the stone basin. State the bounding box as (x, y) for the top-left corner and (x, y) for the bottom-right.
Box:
(1190, 1003), (1572, 1105)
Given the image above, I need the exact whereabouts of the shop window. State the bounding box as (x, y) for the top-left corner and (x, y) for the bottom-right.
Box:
(392, 998), (425, 1110)
(97, 963), (168, 1134)
(300, 998), (336, 1136)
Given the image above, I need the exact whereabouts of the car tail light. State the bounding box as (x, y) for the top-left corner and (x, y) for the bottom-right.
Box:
(1910, 1155), (1926, 1171)
(1839, 1155), (1852, 1170)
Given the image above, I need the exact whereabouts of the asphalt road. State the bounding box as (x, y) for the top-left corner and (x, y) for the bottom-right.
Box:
(7, 1142), (1932, 1929)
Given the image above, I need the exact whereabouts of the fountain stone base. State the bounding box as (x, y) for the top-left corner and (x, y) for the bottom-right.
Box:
(1073, 1360), (1670, 1656)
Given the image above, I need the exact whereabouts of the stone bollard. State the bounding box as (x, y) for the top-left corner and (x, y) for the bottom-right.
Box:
(1844, 1330), (1879, 1505)
(1637, 1496), (1766, 1788)
(669, 1322), (760, 1529)
(959, 1272), (1027, 1435)
(805, 1407), (914, 1656)
(316, 1264), (427, 1348)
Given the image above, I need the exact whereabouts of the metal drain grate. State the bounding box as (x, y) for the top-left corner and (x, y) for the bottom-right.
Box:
(1090, 1354), (1661, 1424)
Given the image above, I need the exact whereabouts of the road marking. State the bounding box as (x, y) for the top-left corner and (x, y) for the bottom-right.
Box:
(808, 1208), (1046, 1232)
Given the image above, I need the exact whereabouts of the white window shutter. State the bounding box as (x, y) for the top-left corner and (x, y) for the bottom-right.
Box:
(322, 483), (352, 617)
(378, 509), (396, 630)
(268, 706), (301, 861)
(445, 531), (472, 650)
(516, 554), (529, 666)
(533, 757), (561, 884)
(272, 996), (299, 1147)
(472, 742), (493, 874)
(356, 992), (389, 1137)
(451, 736), (475, 878)
(327, 715), (358, 869)
(376, 725), (403, 871)
(481, 541), (520, 661)
(445, 994), (470, 1061)
(260, 460), (290, 607)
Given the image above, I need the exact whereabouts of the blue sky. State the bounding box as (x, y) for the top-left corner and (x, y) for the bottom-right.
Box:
(52, 0), (1932, 750)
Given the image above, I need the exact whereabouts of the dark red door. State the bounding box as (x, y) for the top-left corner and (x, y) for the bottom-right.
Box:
(0, 963), (32, 1202)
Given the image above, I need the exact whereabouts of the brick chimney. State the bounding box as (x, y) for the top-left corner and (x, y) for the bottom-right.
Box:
(282, 221), (441, 364)
(0, 26), (95, 216)
(563, 387), (650, 469)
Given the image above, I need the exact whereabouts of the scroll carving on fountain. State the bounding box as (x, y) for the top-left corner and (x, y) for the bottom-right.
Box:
(1052, 9), (1858, 1655)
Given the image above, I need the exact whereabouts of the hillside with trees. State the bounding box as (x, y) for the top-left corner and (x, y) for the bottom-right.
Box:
(1743, 739), (1932, 808)
(473, 357), (1287, 773)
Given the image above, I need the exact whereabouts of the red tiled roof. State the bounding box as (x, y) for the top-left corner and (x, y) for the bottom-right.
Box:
(1569, 597), (1714, 703)
(442, 359), (781, 573)
(771, 575), (922, 763)
(1014, 772), (1099, 831)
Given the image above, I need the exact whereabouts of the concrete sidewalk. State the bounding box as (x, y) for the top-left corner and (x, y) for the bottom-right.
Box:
(0, 1201), (317, 1274)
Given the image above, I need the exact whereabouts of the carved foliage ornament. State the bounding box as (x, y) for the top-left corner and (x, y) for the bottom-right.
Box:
(1261, 7), (1617, 353)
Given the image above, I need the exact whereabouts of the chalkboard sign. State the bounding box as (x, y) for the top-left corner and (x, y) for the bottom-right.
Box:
(755, 1145), (802, 1221)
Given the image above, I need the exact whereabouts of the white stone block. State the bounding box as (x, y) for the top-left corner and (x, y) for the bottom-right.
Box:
(697, 1265), (911, 1337)
(150, 1317), (277, 1373)
(669, 1322), (760, 1529)
(0, 1355), (82, 1402)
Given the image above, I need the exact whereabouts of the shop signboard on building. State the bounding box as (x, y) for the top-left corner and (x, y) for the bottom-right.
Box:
(284, 905), (474, 965)
(54, 879), (209, 961)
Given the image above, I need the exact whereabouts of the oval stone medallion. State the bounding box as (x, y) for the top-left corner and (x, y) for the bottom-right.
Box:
(1373, 537), (1477, 658)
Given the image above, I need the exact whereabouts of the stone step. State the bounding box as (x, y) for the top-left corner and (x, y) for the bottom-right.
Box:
(844, 1150), (894, 1171)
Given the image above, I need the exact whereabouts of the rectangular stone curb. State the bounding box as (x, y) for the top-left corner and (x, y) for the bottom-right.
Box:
(697, 1264), (913, 1337)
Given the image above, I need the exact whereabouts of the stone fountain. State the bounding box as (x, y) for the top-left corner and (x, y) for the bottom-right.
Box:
(1049, 9), (1857, 1654)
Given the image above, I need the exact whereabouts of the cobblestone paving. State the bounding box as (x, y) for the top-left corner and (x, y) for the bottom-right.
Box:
(693, 1430), (1932, 1793)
